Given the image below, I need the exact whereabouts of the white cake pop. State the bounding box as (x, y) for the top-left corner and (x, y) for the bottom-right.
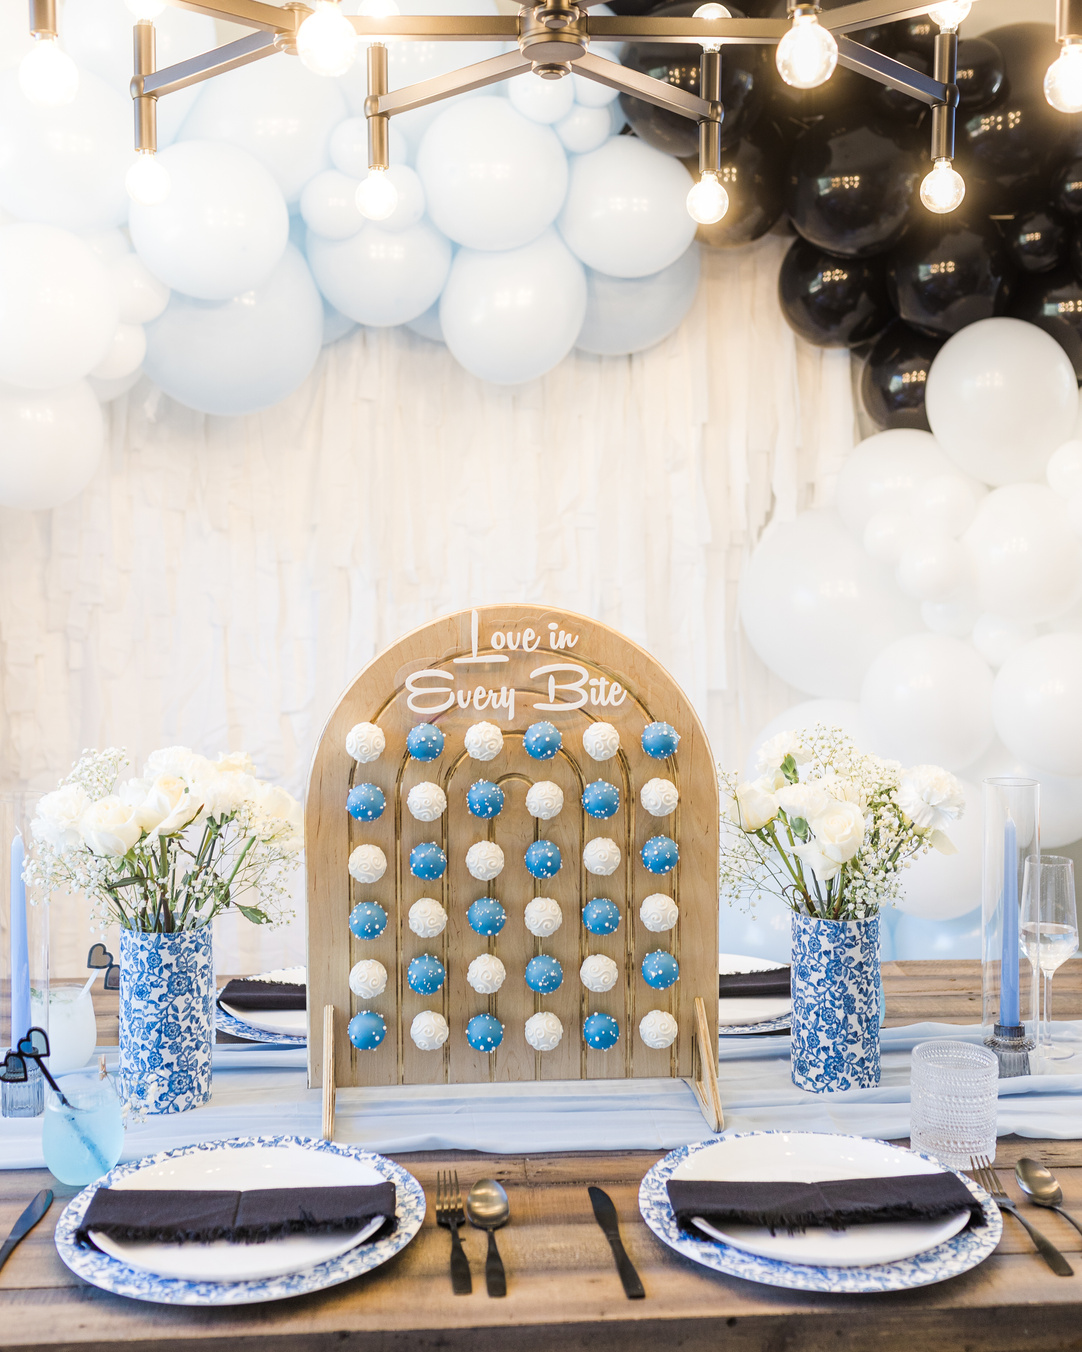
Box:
(348, 843), (387, 884)
(580, 954), (620, 993)
(582, 722), (620, 761)
(411, 1010), (450, 1051)
(525, 1012), (564, 1051)
(407, 781), (447, 822)
(465, 721), (504, 761)
(408, 897), (448, 937)
(641, 777), (679, 818)
(466, 840), (505, 881)
(526, 780), (564, 820)
(583, 837), (621, 876)
(348, 959), (388, 1000)
(640, 893), (678, 933)
(346, 722), (385, 764)
(639, 1009), (678, 1050)
(467, 953), (506, 994)
(524, 896), (563, 937)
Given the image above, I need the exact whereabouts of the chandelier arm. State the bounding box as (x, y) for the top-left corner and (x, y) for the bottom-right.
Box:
(349, 14), (517, 40)
(135, 28), (280, 98)
(573, 51), (711, 119)
(586, 16), (786, 44)
(154, 0), (300, 34)
(373, 49), (531, 117)
(822, 0), (980, 34)
(835, 34), (950, 104)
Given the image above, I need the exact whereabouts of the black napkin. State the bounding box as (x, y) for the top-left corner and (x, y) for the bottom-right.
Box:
(218, 979), (307, 1012)
(76, 1183), (396, 1246)
(667, 1173), (984, 1235)
(718, 967), (791, 999)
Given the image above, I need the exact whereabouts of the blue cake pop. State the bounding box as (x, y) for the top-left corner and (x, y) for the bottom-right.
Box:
(641, 722), (680, 759)
(524, 721), (562, 760)
(467, 780), (505, 820)
(641, 835), (679, 875)
(410, 841), (447, 880)
(524, 954), (564, 993)
(581, 780), (620, 819)
(407, 722), (445, 761)
(467, 896), (507, 936)
(347, 1010), (387, 1050)
(349, 901), (388, 940)
(642, 950), (680, 989)
(407, 953), (447, 995)
(466, 1013), (504, 1053)
(583, 1012), (620, 1050)
(582, 897), (621, 936)
(525, 839), (562, 879)
(346, 783), (386, 822)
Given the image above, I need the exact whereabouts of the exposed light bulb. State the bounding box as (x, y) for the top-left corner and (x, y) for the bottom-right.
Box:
(686, 170), (729, 224)
(1045, 38), (1082, 114)
(926, 1), (971, 31)
(18, 36), (79, 108)
(775, 11), (837, 90)
(125, 0), (167, 17)
(126, 151), (171, 206)
(357, 0), (399, 15)
(692, 2), (730, 53)
(920, 157), (965, 213)
(356, 167), (399, 221)
(297, 0), (359, 77)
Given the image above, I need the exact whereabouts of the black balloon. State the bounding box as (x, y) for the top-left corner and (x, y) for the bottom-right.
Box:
(980, 23), (1058, 102)
(955, 38), (1005, 111)
(1009, 266), (1082, 379)
(786, 114), (922, 258)
(959, 94), (1068, 213)
(860, 321), (944, 430)
(779, 238), (893, 348)
(690, 118), (789, 248)
(873, 48), (930, 124)
(887, 217), (1015, 337)
(1053, 157), (1082, 217)
(867, 16), (937, 59)
(1005, 209), (1070, 273)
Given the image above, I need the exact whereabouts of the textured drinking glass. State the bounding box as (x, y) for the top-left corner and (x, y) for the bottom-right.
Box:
(42, 1070), (125, 1186)
(1021, 854), (1079, 1066)
(909, 1040), (998, 1169)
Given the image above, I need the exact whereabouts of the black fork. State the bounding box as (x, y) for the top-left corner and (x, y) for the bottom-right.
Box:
(436, 1170), (472, 1294)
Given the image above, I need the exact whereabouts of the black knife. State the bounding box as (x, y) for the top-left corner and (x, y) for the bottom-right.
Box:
(0, 1189), (53, 1274)
(588, 1186), (645, 1300)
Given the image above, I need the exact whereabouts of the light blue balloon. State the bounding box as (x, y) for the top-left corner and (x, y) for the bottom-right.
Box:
(719, 892), (792, 966)
(143, 244), (322, 416)
(405, 301), (444, 345)
(576, 245), (700, 357)
(893, 906), (982, 960)
(306, 220), (451, 327)
(321, 297), (357, 346)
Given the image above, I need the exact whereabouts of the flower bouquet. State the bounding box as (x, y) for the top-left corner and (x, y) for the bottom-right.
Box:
(720, 726), (964, 1092)
(28, 747), (303, 1113)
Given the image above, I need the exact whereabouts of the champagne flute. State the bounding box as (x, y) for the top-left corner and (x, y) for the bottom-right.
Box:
(1021, 854), (1079, 1065)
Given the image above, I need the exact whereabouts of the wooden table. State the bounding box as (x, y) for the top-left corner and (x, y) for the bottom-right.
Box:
(3, 962), (1081, 1352)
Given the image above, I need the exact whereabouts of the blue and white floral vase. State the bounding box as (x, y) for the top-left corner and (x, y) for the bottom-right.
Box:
(119, 927), (214, 1114)
(790, 912), (881, 1093)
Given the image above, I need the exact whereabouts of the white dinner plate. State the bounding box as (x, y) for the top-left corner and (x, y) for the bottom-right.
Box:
(671, 1132), (970, 1267)
(718, 953), (791, 1033)
(90, 1141), (385, 1283)
(218, 1002), (308, 1038)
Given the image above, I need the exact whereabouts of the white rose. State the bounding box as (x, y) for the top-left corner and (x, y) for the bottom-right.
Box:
(896, 765), (965, 832)
(794, 839), (843, 883)
(733, 779), (778, 831)
(215, 751), (257, 775)
(756, 731), (809, 774)
(80, 797), (142, 857)
(807, 798), (865, 864)
(143, 775), (202, 838)
(143, 745), (214, 788)
(32, 784), (91, 852)
(776, 781), (830, 823)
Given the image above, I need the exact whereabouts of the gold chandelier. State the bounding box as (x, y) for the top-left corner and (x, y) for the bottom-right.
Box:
(17, 0), (1082, 226)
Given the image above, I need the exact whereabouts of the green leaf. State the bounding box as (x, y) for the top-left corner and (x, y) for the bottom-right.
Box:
(236, 904), (269, 925)
(781, 754), (800, 784)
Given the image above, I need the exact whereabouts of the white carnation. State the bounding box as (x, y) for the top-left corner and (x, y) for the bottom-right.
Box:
(142, 745), (213, 788)
(32, 784), (91, 853)
(756, 731), (809, 773)
(896, 765), (965, 832)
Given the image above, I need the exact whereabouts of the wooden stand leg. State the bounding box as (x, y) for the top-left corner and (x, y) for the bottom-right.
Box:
(689, 995), (724, 1132)
(321, 1004), (336, 1141)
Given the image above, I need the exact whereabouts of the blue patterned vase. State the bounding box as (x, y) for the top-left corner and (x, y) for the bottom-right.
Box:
(790, 912), (881, 1093)
(119, 928), (214, 1115)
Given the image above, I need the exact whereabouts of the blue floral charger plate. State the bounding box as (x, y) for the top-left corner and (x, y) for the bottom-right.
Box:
(55, 1135), (426, 1306)
(717, 954), (791, 1037)
(216, 967), (308, 1046)
(639, 1131), (1002, 1294)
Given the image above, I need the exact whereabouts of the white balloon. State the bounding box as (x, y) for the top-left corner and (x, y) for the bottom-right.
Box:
(558, 137), (696, 279)
(330, 117), (410, 176)
(992, 632), (1082, 776)
(860, 633), (995, 770)
(0, 69), (130, 231)
(0, 381), (103, 509)
(369, 165), (426, 234)
(1047, 438), (1082, 498)
(307, 219), (451, 326)
(143, 245), (323, 417)
(554, 104), (614, 155)
(417, 98), (568, 251)
(893, 778), (981, 919)
(90, 369), (142, 402)
(440, 227), (586, 385)
(965, 739), (1082, 849)
(919, 595), (979, 637)
(508, 70), (575, 124)
(571, 57), (622, 107)
(742, 698), (868, 781)
(836, 428), (954, 535)
(912, 472), (980, 537)
(926, 318), (1077, 486)
(180, 57), (346, 202)
(971, 613), (1036, 669)
(575, 246), (699, 356)
(84, 229), (131, 265)
(719, 892), (792, 966)
(109, 254), (170, 324)
(91, 322), (146, 380)
(0, 5), (34, 72)
(862, 509), (910, 564)
(962, 483), (1082, 623)
(300, 169), (364, 240)
(893, 907), (982, 960)
(130, 141), (289, 301)
(895, 534), (969, 602)
(738, 510), (920, 699)
(0, 223), (118, 388)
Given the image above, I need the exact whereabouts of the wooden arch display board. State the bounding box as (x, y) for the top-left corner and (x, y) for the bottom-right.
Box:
(305, 604), (720, 1122)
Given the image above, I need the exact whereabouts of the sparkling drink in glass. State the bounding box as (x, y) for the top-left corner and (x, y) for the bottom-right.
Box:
(909, 1039), (998, 1170)
(41, 1069), (125, 1186)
